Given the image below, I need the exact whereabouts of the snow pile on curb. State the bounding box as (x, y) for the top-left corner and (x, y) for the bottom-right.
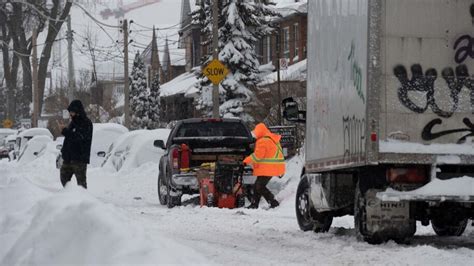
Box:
(271, 155), (304, 204)
(1, 186), (208, 265)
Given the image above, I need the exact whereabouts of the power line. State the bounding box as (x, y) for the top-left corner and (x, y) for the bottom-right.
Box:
(130, 22), (181, 31)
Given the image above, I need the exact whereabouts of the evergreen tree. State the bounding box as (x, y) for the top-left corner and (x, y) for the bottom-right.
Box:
(129, 52), (149, 130)
(147, 73), (161, 129)
(194, 0), (278, 121)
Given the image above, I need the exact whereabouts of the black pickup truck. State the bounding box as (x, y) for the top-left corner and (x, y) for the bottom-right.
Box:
(154, 118), (255, 208)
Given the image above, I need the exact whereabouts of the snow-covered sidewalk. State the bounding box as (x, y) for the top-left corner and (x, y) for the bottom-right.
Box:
(2, 151), (474, 265)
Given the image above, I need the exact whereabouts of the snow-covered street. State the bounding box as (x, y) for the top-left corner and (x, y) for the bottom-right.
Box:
(2, 147), (474, 265)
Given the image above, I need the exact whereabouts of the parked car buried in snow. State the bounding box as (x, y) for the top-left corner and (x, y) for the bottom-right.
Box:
(15, 128), (53, 160)
(101, 129), (170, 172)
(17, 135), (53, 164)
(155, 118), (255, 208)
(0, 145), (9, 160)
(56, 123), (129, 169)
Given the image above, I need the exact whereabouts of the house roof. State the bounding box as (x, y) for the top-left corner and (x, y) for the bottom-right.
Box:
(259, 59), (307, 86)
(273, 0), (307, 17)
(160, 69), (198, 97)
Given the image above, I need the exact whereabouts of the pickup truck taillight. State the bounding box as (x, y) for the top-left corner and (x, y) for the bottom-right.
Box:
(172, 148), (180, 170)
(180, 144), (190, 170)
(387, 167), (427, 184)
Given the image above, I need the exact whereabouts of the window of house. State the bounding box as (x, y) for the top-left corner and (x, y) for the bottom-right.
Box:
(293, 23), (299, 62)
(282, 27), (290, 59)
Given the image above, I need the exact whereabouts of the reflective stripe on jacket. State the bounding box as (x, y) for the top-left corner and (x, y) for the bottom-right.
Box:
(244, 123), (286, 177)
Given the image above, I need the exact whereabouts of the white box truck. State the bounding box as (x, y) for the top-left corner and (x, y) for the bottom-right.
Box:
(285, 0), (474, 243)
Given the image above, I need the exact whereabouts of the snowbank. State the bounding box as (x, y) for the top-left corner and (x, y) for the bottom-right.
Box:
(0, 186), (208, 265)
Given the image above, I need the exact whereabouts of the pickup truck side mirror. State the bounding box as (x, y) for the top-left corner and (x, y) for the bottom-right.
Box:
(282, 97), (306, 123)
(97, 151), (106, 157)
(153, 140), (165, 149)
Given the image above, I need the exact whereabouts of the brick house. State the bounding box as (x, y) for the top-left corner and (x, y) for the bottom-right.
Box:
(256, 2), (308, 67)
(179, 0), (307, 69)
(161, 0), (308, 123)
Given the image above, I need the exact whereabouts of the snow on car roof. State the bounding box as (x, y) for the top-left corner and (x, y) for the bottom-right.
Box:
(93, 123), (129, 134)
(18, 128), (53, 139)
(0, 128), (16, 134)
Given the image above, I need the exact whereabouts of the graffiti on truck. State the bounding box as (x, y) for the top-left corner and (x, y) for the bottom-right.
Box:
(393, 64), (474, 118)
(422, 117), (474, 144)
(347, 41), (365, 104)
(343, 116), (365, 161)
(454, 35), (474, 64)
(453, 3), (474, 64)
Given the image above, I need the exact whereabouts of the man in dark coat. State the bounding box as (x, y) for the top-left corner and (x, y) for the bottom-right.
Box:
(60, 100), (93, 189)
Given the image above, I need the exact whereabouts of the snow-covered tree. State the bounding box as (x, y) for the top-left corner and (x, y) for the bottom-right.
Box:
(194, 0), (278, 121)
(147, 73), (161, 129)
(129, 52), (149, 130)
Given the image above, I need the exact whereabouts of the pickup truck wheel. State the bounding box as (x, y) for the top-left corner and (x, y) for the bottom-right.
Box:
(296, 176), (332, 232)
(166, 173), (182, 208)
(432, 217), (468, 236)
(157, 170), (167, 205)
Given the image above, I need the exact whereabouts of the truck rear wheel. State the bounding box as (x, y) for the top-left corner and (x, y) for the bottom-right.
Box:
(354, 183), (382, 244)
(296, 176), (332, 232)
(431, 217), (468, 237)
(165, 169), (181, 209)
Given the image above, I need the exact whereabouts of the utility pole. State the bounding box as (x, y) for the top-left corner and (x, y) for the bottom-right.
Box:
(67, 15), (75, 102)
(212, 0), (219, 118)
(31, 29), (39, 128)
(276, 31), (282, 125)
(123, 19), (130, 128)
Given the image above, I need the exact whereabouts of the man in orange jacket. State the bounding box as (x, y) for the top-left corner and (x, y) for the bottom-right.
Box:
(243, 123), (286, 209)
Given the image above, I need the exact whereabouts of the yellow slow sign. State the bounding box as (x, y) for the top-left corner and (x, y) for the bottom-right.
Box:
(203, 59), (229, 85)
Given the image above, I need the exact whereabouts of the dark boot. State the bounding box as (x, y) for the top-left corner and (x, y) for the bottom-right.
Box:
(247, 203), (259, 209)
(247, 195), (261, 209)
(269, 199), (279, 208)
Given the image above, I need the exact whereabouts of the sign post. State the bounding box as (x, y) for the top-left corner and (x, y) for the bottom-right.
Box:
(203, 59), (229, 118)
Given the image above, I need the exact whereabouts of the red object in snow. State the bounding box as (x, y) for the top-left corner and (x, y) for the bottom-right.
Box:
(180, 143), (190, 169)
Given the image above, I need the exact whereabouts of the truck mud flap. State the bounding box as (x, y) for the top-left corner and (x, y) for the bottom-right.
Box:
(364, 190), (414, 239)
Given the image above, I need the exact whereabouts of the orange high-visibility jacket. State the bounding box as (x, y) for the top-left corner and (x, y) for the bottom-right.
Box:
(243, 123), (286, 177)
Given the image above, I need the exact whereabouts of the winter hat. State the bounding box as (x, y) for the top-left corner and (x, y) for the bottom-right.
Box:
(67, 100), (85, 114)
